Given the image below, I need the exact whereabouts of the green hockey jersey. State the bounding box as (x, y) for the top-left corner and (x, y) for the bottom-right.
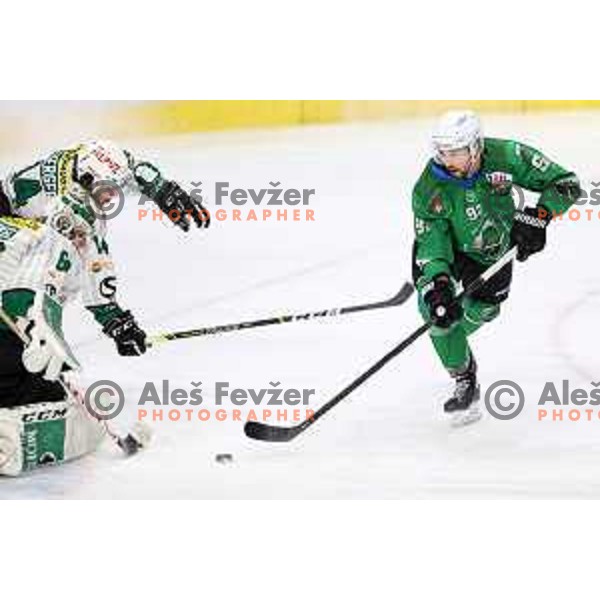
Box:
(412, 137), (578, 288)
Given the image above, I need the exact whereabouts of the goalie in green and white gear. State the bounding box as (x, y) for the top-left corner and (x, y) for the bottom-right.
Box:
(0, 207), (148, 476)
(0, 139), (210, 230)
(0, 139), (209, 353)
(0, 140), (149, 356)
(0, 215), (91, 474)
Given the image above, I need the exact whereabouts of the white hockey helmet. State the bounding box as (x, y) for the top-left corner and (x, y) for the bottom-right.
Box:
(431, 110), (483, 163)
(46, 196), (98, 252)
(73, 139), (132, 192)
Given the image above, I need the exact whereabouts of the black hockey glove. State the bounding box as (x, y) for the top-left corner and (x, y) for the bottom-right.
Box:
(103, 310), (147, 356)
(422, 274), (462, 329)
(153, 180), (210, 232)
(133, 162), (210, 232)
(510, 206), (552, 262)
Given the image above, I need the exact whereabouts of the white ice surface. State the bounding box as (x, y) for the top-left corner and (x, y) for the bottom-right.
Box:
(2, 111), (600, 498)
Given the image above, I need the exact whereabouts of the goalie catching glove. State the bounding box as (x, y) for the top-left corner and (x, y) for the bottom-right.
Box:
(133, 162), (210, 232)
(19, 293), (81, 381)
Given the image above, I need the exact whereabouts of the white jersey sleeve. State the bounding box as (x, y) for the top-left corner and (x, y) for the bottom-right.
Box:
(0, 217), (83, 306)
(80, 223), (119, 309)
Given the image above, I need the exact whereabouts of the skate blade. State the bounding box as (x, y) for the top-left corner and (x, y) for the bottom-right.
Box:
(450, 403), (482, 428)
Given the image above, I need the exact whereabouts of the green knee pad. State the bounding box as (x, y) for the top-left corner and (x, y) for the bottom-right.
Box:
(461, 297), (500, 336)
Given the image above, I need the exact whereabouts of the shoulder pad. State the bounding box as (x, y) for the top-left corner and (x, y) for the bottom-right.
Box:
(412, 163), (450, 218)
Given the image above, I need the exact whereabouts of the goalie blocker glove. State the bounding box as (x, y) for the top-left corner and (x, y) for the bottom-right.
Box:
(422, 274), (462, 329)
(133, 162), (210, 232)
(103, 310), (147, 356)
(510, 205), (553, 262)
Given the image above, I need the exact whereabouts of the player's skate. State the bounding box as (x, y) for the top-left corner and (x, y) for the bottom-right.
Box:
(444, 354), (481, 426)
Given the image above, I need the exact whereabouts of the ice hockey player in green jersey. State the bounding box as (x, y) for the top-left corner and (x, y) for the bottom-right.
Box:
(412, 110), (581, 425)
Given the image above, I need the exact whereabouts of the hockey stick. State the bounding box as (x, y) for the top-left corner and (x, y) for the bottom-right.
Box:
(244, 248), (518, 442)
(0, 306), (145, 455)
(148, 282), (414, 346)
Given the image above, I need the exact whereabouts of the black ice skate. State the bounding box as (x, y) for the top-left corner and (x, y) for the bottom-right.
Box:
(445, 354), (481, 426)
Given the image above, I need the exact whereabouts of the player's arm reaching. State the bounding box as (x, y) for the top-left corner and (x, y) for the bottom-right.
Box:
(79, 228), (147, 356)
(497, 140), (581, 262)
(0, 140), (210, 232)
(130, 158), (210, 231)
(412, 187), (461, 330)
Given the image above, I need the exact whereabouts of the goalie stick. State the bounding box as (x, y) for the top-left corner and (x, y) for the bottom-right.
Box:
(244, 248), (517, 442)
(148, 282), (414, 346)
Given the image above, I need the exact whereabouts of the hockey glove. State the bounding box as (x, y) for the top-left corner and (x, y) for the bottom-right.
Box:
(511, 206), (552, 262)
(103, 310), (147, 356)
(19, 293), (81, 381)
(153, 180), (210, 232)
(422, 274), (462, 329)
(134, 163), (210, 232)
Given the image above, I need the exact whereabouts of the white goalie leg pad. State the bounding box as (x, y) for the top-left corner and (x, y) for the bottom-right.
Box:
(64, 402), (107, 464)
(0, 419), (20, 476)
(0, 400), (106, 476)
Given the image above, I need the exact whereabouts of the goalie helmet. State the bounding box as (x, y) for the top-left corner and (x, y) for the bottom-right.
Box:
(73, 140), (132, 193)
(46, 196), (100, 253)
(431, 110), (483, 163)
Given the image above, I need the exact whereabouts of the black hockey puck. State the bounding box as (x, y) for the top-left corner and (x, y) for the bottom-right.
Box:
(118, 434), (141, 456)
(215, 453), (233, 464)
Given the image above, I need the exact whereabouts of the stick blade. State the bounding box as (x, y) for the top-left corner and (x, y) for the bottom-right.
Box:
(244, 420), (300, 442)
